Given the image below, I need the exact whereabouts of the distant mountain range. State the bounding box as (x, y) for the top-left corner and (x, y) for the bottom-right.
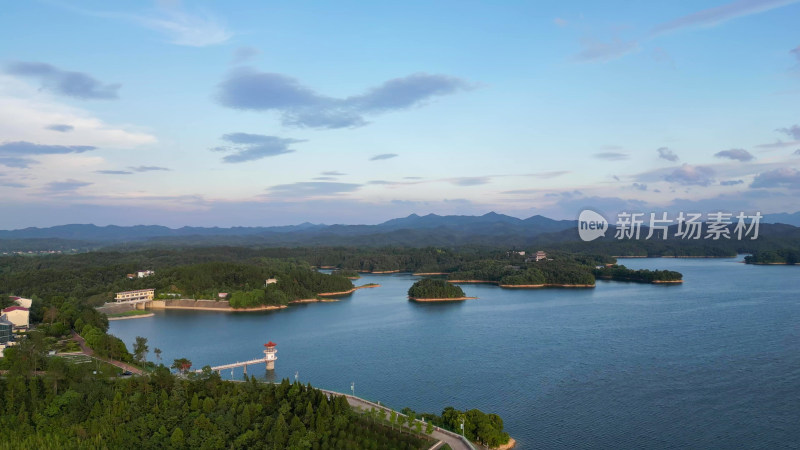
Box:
(0, 212), (575, 247)
(0, 211), (797, 250)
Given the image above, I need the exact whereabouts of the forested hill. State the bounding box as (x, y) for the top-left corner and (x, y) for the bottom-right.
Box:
(0, 212), (575, 250)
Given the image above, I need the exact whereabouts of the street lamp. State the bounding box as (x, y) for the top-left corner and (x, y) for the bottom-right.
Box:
(460, 415), (465, 437)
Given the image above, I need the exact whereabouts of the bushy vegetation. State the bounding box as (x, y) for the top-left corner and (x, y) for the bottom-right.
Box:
(0, 358), (432, 449)
(407, 406), (510, 448)
(593, 265), (683, 283)
(744, 249), (800, 264)
(447, 256), (596, 286)
(332, 269), (360, 278)
(0, 253), (352, 308)
(407, 279), (466, 299)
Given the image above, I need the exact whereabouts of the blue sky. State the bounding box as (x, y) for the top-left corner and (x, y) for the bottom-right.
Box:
(0, 0), (799, 228)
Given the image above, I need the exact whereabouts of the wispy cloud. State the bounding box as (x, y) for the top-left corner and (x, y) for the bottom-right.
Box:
(97, 170), (133, 175)
(321, 170), (346, 176)
(657, 147), (679, 162)
(0, 141), (96, 155)
(593, 152), (629, 161)
(651, 0), (800, 36)
(664, 164), (716, 186)
(757, 140), (799, 149)
(720, 179), (744, 185)
(66, 3), (232, 47)
(217, 68), (471, 129)
(45, 124), (74, 133)
(714, 148), (754, 161)
(369, 153), (398, 161)
(751, 168), (800, 189)
(525, 170), (570, 179)
(128, 166), (171, 172)
(212, 133), (303, 163)
(449, 177), (491, 186)
(266, 181), (362, 197)
(0, 157), (37, 169)
(777, 124), (800, 140)
(575, 38), (638, 62)
(574, 0), (799, 63)
(44, 179), (92, 193)
(5, 62), (120, 100)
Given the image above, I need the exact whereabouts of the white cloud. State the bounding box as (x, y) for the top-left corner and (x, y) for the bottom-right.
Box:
(0, 75), (156, 148)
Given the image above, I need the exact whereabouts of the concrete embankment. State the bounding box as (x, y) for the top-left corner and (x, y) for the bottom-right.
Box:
(148, 299), (286, 312)
(107, 313), (155, 321)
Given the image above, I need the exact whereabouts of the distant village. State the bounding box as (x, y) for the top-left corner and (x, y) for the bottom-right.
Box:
(507, 250), (550, 262)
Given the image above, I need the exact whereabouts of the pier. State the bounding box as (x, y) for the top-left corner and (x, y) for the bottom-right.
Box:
(197, 341), (277, 374)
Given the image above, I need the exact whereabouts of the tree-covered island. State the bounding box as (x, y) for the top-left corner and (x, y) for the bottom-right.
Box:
(593, 265), (684, 283)
(408, 279), (469, 301)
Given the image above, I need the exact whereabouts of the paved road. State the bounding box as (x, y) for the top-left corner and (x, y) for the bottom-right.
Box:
(320, 389), (475, 450)
(71, 331), (143, 375)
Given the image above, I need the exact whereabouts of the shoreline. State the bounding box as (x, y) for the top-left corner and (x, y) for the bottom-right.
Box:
(107, 312), (154, 320)
(495, 437), (517, 450)
(408, 296), (477, 302)
(746, 262), (799, 265)
(162, 304), (288, 312)
(614, 255), (736, 259)
(448, 279), (595, 288)
(499, 283), (595, 288)
(317, 284), (381, 297)
(412, 272), (448, 276)
(145, 285), (383, 311)
(597, 277), (683, 284)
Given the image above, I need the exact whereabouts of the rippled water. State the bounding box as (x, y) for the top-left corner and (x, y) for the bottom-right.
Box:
(111, 257), (800, 449)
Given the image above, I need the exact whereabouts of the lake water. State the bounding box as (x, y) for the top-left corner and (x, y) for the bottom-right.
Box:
(110, 257), (800, 449)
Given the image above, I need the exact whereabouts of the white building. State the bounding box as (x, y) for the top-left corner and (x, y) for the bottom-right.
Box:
(115, 289), (155, 303)
(1, 306), (30, 330)
(137, 270), (155, 278)
(10, 296), (32, 308)
(266, 278), (277, 285)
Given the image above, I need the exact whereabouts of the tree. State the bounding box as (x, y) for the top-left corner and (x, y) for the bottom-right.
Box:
(389, 410), (396, 429)
(133, 336), (149, 364)
(170, 427), (185, 448)
(171, 358), (192, 374)
(154, 347), (162, 364)
(46, 357), (68, 395)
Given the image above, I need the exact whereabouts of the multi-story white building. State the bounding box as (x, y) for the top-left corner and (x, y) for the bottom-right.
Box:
(115, 289), (155, 303)
(1, 306), (29, 330)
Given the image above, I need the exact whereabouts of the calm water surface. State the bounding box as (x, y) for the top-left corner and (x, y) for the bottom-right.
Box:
(111, 257), (800, 449)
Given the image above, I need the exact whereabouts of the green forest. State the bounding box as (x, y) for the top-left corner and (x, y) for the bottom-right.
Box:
(446, 255), (602, 286)
(0, 361), (434, 450)
(0, 253), (353, 309)
(744, 249), (800, 264)
(593, 265), (683, 283)
(407, 279), (466, 299)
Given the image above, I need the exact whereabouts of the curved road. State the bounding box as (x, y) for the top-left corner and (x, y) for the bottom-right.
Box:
(70, 331), (143, 375)
(319, 389), (475, 450)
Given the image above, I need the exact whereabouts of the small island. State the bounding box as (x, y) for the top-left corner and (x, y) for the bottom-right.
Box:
(593, 264), (683, 283)
(408, 278), (474, 302)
